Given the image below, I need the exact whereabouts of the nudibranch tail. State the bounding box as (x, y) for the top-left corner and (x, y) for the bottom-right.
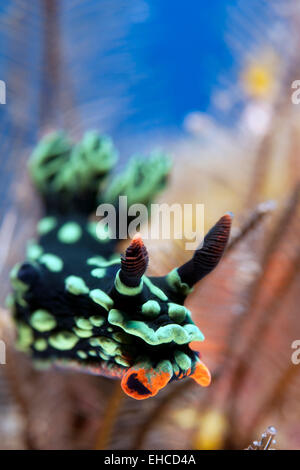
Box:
(9, 131), (231, 400)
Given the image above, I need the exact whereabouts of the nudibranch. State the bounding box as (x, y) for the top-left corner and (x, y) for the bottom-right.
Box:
(9, 131), (232, 400)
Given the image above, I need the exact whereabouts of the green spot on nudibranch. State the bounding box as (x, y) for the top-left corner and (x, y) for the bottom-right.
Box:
(99, 351), (110, 361)
(88, 350), (97, 357)
(166, 268), (194, 296)
(89, 336), (121, 356)
(173, 362), (180, 376)
(96, 224), (111, 242)
(30, 310), (57, 332)
(167, 303), (187, 323)
(26, 241), (44, 261)
(73, 327), (93, 338)
(110, 253), (121, 261)
(15, 322), (33, 352)
(114, 270), (143, 296)
(174, 351), (192, 371)
(49, 331), (79, 350)
(158, 359), (173, 376)
(87, 221), (111, 243)
(115, 356), (130, 367)
(77, 350), (88, 359)
(87, 256), (120, 268)
(34, 338), (48, 351)
(10, 263), (20, 282)
(37, 216), (57, 235)
(65, 276), (89, 295)
(10, 263), (29, 307)
(75, 317), (93, 330)
(40, 253), (63, 272)
(141, 300), (161, 318)
(143, 276), (168, 301)
(87, 256), (106, 266)
(90, 315), (105, 327)
(91, 268), (106, 278)
(5, 293), (14, 309)
(58, 222), (82, 244)
(89, 289), (113, 310)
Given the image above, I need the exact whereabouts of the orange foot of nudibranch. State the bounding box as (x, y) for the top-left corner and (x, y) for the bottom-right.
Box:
(189, 359), (211, 387)
(121, 360), (173, 400)
(121, 358), (211, 400)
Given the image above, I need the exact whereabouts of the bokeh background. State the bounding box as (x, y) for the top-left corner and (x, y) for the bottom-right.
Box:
(0, 0), (299, 450)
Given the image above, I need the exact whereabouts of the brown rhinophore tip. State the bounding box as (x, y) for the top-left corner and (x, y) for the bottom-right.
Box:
(120, 234), (149, 285)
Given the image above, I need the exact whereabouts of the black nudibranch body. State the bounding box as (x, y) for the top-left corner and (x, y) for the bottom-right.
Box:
(9, 131), (232, 399)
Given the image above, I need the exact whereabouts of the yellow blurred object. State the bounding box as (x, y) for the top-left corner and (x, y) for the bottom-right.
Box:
(172, 408), (198, 430)
(193, 409), (228, 450)
(242, 62), (275, 99)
